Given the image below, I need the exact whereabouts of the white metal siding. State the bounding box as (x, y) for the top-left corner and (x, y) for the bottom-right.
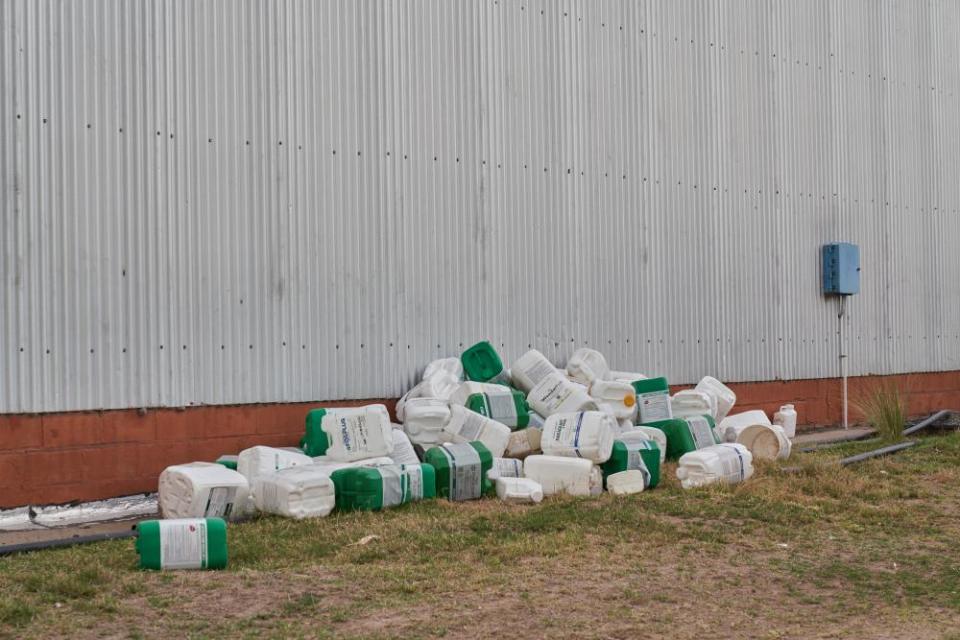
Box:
(2, 0), (959, 413)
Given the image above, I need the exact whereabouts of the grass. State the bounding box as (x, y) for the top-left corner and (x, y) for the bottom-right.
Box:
(1, 432), (960, 639)
(855, 379), (908, 442)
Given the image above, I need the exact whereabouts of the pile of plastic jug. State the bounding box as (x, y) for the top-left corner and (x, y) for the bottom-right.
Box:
(141, 341), (798, 570)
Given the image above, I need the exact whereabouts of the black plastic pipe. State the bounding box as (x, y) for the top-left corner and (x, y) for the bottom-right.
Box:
(839, 440), (917, 466)
(0, 529), (137, 557)
(902, 410), (952, 436)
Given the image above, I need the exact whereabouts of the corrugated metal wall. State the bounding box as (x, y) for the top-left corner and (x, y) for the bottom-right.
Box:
(2, 0), (959, 414)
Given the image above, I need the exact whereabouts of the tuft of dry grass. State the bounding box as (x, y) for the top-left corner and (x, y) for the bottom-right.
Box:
(855, 379), (907, 442)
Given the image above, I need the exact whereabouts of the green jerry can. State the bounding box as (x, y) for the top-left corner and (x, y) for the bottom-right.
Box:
(643, 415), (718, 460)
(460, 341), (510, 385)
(136, 518), (228, 570)
(215, 455), (238, 470)
(330, 464), (436, 511)
(423, 441), (493, 501)
(465, 389), (530, 430)
(632, 377), (672, 424)
(601, 440), (661, 489)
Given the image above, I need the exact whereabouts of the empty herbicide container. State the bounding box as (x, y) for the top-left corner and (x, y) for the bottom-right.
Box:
(465, 388), (530, 429)
(402, 398), (452, 447)
(540, 411), (617, 463)
(676, 443), (753, 489)
(487, 457), (524, 481)
(632, 377), (672, 424)
(736, 424), (792, 461)
(620, 427), (668, 464)
(301, 404), (394, 460)
(461, 341), (510, 384)
(645, 415), (719, 460)
(590, 379), (638, 421)
(330, 463), (435, 511)
(253, 466), (336, 519)
(670, 390), (717, 419)
(527, 371), (598, 417)
(608, 371), (648, 384)
(601, 440), (661, 489)
(237, 446), (314, 488)
(510, 349), (558, 394)
(390, 429), (422, 465)
(442, 404), (511, 457)
(566, 348), (610, 386)
(424, 442), (493, 501)
(495, 477), (544, 504)
(158, 462), (251, 520)
(136, 518), (228, 570)
(694, 376), (737, 422)
(717, 410), (772, 443)
(606, 471), (648, 496)
(773, 404), (798, 439)
(504, 426), (542, 458)
(523, 455), (603, 497)
(448, 381), (514, 406)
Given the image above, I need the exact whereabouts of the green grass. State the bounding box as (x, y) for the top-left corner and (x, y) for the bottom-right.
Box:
(855, 379), (908, 442)
(2, 432), (960, 638)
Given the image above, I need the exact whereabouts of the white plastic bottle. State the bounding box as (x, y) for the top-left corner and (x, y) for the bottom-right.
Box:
(608, 371), (648, 384)
(607, 470), (648, 496)
(504, 427), (542, 458)
(390, 429), (422, 465)
(448, 381), (513, 406)
(317, 405), (395, 462)
(671, 390), (717, 419)
(158, 462), (251, 520)
(619, 427), (668, 464)
(510, 349), (559, 394)
(253, 466), (336, 519)
(402, 398), (452, 447)
(773, 404), (798, 439)
(487, 457), (525, 481)
(694, 376), (737, 422)
(589, 380), (638, 421)
(442, 405), (511, 457)
(717, 410), (771, 443)
(523, 455), (604, 497)
(308, 456), (395, 476)
(676, 443), (754, 489)
(540, 411), (617, 463)
(566, 348), (610, 386)
(237, 446), (314, 487)
(736, 423), (792, 460)
(496, 477), (544, 504)
(526, 371), (598, 417)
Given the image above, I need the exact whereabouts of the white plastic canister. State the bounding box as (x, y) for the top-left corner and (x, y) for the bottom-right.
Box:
(504, 427), (542, 458)
(402, 398), (452, 447)
(158, 462), (251, 520)
(607, 470), (648, 496)
(448, 381), (514, 407)
(237, 446), (314, 488)
(671, 390), (717, 419)
(590, 380), (639, 421)
(495, 477), (544, 504)
(736, 424), (792, 460)
(717, 410), (771, 443)
(390, 429), (422, 465)
(487, 457), (524, 481)
(619, 427), (668, 464)
(442, 405), (511, 457)
(510, 349), (559, 394)
(308, 456), (394, 477)
(566, 348), (610, 386)
(608, 371), (648, 384)
(319, 405), (394, 462)
(694, 376), (737, 422)
(541, 411), (617, 463)
(253, 466), (336, 519)
(523, 455), (604, 497)
(526, 372), (598, 417)
(773, 404), (798, 439)
(676, 443), (754, 489)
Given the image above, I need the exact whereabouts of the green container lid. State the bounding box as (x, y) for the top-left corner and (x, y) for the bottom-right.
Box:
(465, 390), (530, 430)
(214, 455), (238, 470)
(631, 377), (670, 394)
(601, 440), (661, 489)
(461, 341), (508, 384)
(301, 408), (330, 456)
(643, 415), (717, 460)
(331, 464), (436, 512)
(423, 441), (493, 501)
(136, 518), (228, 571)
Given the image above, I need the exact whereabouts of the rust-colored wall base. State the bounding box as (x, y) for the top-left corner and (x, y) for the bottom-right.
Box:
(2, 371), (959, 508)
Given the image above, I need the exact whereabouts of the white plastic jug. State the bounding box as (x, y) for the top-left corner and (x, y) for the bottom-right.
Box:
(671, 390), (717, 419)
(158, 462), (251, 520)
(488, 457), (524, 481)
(523, 455), (603, 497)
(676, 443), (753, 489)
(423, 357), (464, 383)
(717, 410), (771, 443)
(308, 456), (395, 477)
(619, 427), (667, 464)
(527, 372), (598, 417)
(495, 477), (544, 504)
(607, 470), (647, 496)
(590, 380), (638, 421)
(253, 466), (336, 519)
(566, 348), (610, 386)
(695, 376), (737, 422)
(390, 429), (422, 465)
(504, 427), (542, 458)
(608, 371), (648, 383)
(510, 349), (559, 394)
(318, 405), (394, 462)
(448, 381), (514, 407)
(541, 411), (616, 463)
(773, 404), (798, 439)
(736, 424), (792, 460)
(237, 446), (314, 489)
(442, 405), (511, 457)
(402, 398), (452, 446)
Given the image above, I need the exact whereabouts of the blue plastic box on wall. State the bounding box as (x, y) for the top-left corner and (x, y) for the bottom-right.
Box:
(822, 242), (860, 295)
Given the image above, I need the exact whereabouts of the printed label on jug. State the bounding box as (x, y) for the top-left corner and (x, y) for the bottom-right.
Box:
(494, 457), (523, 478)
(380, 465), (405, 508)
(638, 391), (671, 423)
(535, 377), (576, 414)
(686, 417), (716, 450)
(549, 412), (586, 456)
(203, 487), (236, 519)
(522, 359), (556, 387)
(440, 444), (482, 501)
(158, 519), (208, 570)
(332, 413), (374, 455)
(623, 443), (652, 488)
(455, 410), (486, 441)
(486, 392), (519, 425)
(717, 444), (747, 483)
(403, 465), (424, 502)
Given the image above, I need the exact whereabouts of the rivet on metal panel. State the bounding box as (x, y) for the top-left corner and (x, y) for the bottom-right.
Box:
(160, 345), (164, 350)
(221, 345), (225, 350)
(278, 141), (282, 146)
(282, 342), (286, 346)
(156, 131), (160, 136)
(249, 345), (253, 350)
(246, 141), (250, 146)
(336, 345), (339, 350)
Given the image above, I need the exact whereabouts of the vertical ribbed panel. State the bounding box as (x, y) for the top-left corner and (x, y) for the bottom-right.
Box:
(2, 0), (959, 413)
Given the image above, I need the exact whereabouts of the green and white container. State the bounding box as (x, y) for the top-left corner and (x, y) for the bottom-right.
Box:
(215, 455), (238, 470)
(331, 464), (436, 511)
(465, 389), (530, 430)
(632, 377), (672, 424)
(301, 404), (394, 460)
(136, 518), (228, 570)
(644, 415), (718, 460)
(423, 441), (493, 501)
(461, 341), (510, 385)
(601, 440), (661, 489)
(442, 404), (511, 457)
